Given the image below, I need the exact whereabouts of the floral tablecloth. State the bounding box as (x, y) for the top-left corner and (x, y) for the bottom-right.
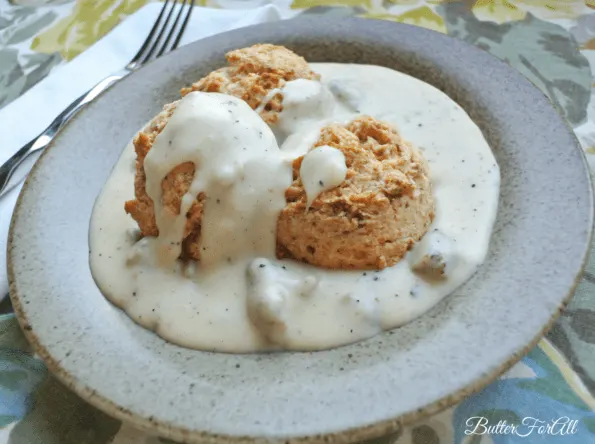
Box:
(1, 0), (595, 443)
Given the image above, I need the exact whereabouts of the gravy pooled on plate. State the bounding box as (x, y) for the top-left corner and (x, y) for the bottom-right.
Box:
(89, 44), (500, 352)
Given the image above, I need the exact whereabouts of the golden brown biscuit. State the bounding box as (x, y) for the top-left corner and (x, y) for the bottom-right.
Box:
(276, 116), (435, 269)
(125, 44), (434, 269)
(124, 101), (205, 261)
(125, 109), (434, 270)
(126, 43), (320, 261)
(180, 43), (319, 124)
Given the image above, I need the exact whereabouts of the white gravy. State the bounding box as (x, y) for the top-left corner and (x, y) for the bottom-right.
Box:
(89, 63), (500, 352)
(300, 145), (347, 208)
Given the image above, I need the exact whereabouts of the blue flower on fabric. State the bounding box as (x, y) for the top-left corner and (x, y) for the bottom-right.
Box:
(452, 347), (595, 443)
(0, 348), (47, 427)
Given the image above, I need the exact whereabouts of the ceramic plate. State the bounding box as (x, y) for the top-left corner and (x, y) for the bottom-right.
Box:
(7, 17), (594, 444)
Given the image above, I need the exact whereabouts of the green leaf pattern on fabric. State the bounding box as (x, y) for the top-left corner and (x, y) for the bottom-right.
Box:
(0, 5), (63, 109)
(31, 0), (150, 61)
(439, 1), (592, 127)
(0, 46), (61, 108)
(6, 377), (121, 444)
(584, 416), (595, 433)
(0, 48), (25, 105)
(0, 352), (40, 391)
(568, 309), (595, 344)
(0, 347), (47, 432)
(291, 0), (372, 9)
(0, 6), (57, 46)
(362, 6), (446, 33)
(547, 246), (595, 395)
(518, 343), (594, 410)
(299, 6), (364, 16)
(0, 414), (19, 428)
(8, 1), (73, 5)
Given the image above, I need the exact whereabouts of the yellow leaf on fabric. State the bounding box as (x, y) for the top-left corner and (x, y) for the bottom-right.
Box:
(540, 339), (595, 410)
(587, 0), (595, 10)
(362, 7), (446, 33)
(517, 0), (586, 20)
(31, 0), (150, 61)
(386, 0), (446, 4)
(472, 0), (526, 24)
(384, 0), (418, 4)
(397, 6), (446, 32)
(587, 146), (595, 154)
(291, 0), (372, 9)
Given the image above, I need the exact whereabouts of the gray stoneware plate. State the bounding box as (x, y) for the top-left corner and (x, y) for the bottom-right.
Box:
(7, 17), (594, 444)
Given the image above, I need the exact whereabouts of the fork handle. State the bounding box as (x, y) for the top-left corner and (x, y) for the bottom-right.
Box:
(0, 73), (126, 198)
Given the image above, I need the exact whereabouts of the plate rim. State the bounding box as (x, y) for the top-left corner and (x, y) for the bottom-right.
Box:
(7, 16), (595, 444)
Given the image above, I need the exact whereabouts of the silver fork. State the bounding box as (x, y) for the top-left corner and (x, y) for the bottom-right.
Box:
(0, 0), (195, 198)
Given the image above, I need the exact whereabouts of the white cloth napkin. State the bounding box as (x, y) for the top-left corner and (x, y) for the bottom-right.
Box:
(0, 2), (301, 299)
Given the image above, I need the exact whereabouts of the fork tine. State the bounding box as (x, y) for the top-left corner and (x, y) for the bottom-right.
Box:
(128, 0), (170, 67)
(139, 0), (177, 65)
(157, 0), (191, 57)
(172, 0), (195, 51)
